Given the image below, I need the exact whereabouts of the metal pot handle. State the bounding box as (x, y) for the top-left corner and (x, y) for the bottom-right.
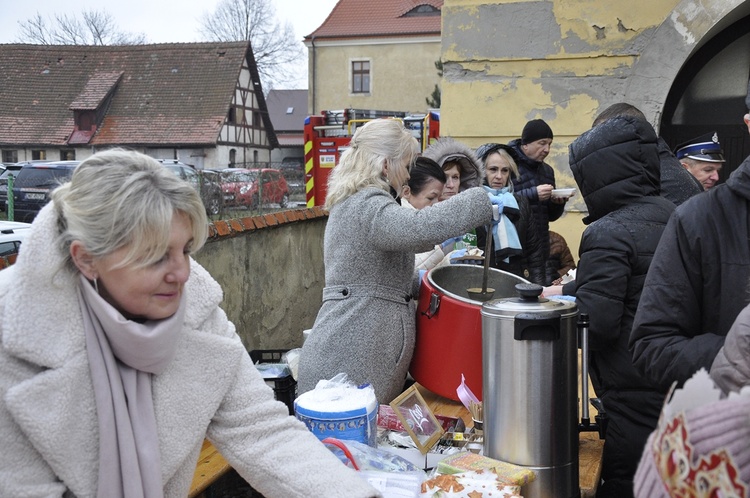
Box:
(420, 292), (441, 319)
(579, 313), (591, 424)
(578, 313), (606, 438)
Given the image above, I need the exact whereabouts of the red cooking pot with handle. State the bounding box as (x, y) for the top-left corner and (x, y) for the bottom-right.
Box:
(410, 265), (528, 401)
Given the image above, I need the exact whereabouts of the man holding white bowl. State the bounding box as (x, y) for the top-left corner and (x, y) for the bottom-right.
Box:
(508, 118), (573, 283)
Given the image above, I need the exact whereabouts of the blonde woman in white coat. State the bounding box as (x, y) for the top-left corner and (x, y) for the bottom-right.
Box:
(298, 119), (502, 404)
(0, 150), (378, 498)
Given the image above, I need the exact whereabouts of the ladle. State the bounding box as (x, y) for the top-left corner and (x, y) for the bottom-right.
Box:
(467, 224), (495, 301)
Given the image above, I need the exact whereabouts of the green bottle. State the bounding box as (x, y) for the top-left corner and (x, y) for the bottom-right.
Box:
(462, 229), (477, 249)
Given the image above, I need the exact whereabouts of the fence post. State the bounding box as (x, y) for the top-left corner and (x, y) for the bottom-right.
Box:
(7, 174), (14, 221)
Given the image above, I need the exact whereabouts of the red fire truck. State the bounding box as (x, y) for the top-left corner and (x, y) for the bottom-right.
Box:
(303, 109), (440, 207)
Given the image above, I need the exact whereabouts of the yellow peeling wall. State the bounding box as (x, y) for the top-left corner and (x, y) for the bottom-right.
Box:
(440, 0), (680, 257)
(308, 38), (442, 114)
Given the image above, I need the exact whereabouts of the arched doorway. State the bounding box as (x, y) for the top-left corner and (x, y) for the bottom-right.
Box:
(659, 13), (750, 183)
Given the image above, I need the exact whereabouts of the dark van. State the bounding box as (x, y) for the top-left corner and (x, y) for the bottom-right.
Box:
(9, 161), (80, 222)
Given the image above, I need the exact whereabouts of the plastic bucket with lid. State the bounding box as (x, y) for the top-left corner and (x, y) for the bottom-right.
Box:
(294, 382), (378, 447)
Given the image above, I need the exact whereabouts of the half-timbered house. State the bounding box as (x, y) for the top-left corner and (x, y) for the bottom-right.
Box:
(0, 41), (277, 169)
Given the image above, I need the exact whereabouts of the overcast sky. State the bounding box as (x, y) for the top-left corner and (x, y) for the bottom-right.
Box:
(0, 0), (339, 89)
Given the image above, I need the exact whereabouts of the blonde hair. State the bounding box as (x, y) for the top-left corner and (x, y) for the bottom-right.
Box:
(52, 148), (208, 271)
(485, 148), (519, 190)
(324, 119), (419, 209)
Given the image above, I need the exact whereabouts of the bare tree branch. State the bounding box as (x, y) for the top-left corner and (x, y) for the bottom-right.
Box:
(15, 9), (147, 46)
(55, 13), (87, 45)
(16, 13), (54, 44)
(200, 0), (304, 89)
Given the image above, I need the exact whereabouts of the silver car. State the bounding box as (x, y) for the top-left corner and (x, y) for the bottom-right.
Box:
(0, 220), (32, 257)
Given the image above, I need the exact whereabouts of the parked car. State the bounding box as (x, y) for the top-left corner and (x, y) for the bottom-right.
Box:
(158, 160), (224, 216)
(0, 163), (24, 212)
(0, 220), (32, 257)
(279, 157), (304, 194)
(217, 168), (289, 209)
(9, 161), (80, 222)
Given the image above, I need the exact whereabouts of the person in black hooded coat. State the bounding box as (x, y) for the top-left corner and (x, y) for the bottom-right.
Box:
(589, 102), (702, 206)
(567, 115), (676, 498)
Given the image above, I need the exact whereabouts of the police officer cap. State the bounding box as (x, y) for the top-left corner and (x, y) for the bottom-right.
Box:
(674, 132), (726, 163)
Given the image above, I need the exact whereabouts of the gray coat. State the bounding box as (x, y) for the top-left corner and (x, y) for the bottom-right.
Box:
(0, 205), (378, 498)
(711, 303), (750, 394)
(298, 186), (493, 403)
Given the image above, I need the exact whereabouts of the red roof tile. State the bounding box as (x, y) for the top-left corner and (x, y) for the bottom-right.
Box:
(0, 42), (252, 147)
(306, 0), (443, 39)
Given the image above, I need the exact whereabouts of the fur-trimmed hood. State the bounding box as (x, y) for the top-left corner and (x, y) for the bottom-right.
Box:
(422, 137), (485, 191)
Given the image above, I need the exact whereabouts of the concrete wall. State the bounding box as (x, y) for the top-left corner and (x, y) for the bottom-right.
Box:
(308, 37), (442, 114)
(440, 0), (749, 259)
(0, 208), (328, 353)
(194, 208), (328, 353)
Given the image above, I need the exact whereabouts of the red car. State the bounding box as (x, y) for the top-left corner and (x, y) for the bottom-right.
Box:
(218, 168), (289, 209)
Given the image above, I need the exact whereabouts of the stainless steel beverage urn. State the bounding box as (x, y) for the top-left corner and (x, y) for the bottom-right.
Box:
(481, 283), (579, 498)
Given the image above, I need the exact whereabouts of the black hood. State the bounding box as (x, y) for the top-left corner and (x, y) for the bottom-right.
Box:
(569, 116), (661, 224)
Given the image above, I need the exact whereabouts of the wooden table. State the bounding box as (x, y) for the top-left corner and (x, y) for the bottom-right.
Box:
(189, 381), (604, 498)
(189, 439), (231, 498)
(415, 383), (604, 498)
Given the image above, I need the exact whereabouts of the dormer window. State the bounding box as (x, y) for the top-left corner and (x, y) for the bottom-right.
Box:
(76, 111), (95, 131)
(403, 4), (440, 16)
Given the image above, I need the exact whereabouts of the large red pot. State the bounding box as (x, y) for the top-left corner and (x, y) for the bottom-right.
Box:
(410, 265), (528, 401)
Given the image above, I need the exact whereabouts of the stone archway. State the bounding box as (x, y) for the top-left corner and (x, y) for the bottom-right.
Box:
(623, 0), (748, 131)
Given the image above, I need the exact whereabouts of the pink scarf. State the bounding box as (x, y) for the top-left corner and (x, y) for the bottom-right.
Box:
(78, 275), (185, 498)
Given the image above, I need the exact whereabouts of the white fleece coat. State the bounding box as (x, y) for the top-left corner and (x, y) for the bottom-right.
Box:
(0, 204), (378, 498)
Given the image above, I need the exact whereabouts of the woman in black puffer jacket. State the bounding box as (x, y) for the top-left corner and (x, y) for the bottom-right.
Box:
(475, 143), (546, 285)
(567, 115), (676, 498)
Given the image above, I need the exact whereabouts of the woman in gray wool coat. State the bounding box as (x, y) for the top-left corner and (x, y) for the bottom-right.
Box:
(297, 119), (501, 403)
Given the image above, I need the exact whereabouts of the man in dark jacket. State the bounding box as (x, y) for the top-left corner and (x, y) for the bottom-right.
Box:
(569, 115), (676, 498)
(630, 82), (750, 393)
(508, 119), (569, 280)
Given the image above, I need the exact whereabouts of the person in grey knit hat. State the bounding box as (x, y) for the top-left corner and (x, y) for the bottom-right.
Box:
(298, 119), (503, 404)
(634, 370), (750, 497)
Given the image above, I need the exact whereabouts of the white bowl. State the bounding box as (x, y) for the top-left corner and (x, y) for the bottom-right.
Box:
(551, 188), (576, 199)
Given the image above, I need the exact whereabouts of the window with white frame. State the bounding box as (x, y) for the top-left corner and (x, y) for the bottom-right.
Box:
(351, 60), (370, 94)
